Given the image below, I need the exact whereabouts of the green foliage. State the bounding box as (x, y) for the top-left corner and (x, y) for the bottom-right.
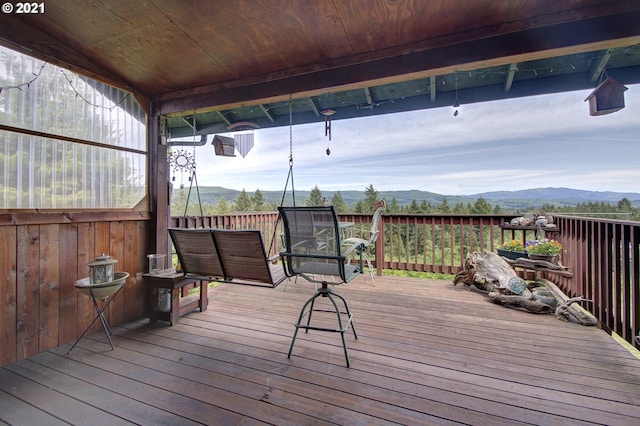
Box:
(471, 197), (492, 214)
(363, 183), (379, 209)
(331, 191), (348, 213)
(234, 188), (252, 211)
(252, 189), (264, 210)
(306, 185), (324, 206)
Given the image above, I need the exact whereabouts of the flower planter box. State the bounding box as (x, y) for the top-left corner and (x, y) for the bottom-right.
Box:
(497, 248), (528, 260)
(528, 253), (560, 264)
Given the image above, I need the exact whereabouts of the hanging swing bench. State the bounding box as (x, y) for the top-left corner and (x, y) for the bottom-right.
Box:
(169, 227), (286, 288)
(168, 96), (299, 289)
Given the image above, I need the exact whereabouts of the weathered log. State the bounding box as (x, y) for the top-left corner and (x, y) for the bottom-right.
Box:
(487, 292), (556, 314)
(455, 252), (530, 297)
(536, 279), (597, 326)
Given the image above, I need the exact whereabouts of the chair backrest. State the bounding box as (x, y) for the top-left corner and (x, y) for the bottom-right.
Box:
(212, 229), (275, 283)
(279, 206), (356, 281)
(367, 202), (386, 245)
(169, 227), (285, 287)
(169, 228), (224, 278)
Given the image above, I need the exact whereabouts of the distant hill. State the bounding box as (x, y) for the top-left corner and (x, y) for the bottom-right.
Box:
(173, 186), (640, 209)
(471, 187), (640, 207)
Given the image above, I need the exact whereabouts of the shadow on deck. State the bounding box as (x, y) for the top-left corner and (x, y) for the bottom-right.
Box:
(1, 275), (639, 425)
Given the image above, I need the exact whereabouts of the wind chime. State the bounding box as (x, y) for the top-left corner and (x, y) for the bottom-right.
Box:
(322, 109), (335, 155)
(168, 116), (204, 221)
(169, 148), (196, 189)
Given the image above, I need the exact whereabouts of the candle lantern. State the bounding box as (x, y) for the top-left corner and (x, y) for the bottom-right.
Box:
(87, 253), (118, 284)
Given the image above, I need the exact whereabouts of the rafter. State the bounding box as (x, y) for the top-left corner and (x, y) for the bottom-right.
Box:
(504, 63), (518, 92)
(259, 104), (275, 122)
(430, 76), (436, 102)
(589, 49), (613, 82)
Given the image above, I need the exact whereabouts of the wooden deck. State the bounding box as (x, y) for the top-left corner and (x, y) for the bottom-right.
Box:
(1, 274), (639, 425)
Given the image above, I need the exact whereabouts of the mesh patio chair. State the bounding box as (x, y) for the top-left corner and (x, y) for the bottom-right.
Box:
(342, 200), (386, 285)
(278, 206), (364, 367)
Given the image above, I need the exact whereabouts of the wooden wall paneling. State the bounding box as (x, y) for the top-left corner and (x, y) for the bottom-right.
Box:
(0, 226), (17, 365)
(16, 225), (39, 361)
(93, 222), (111, 334)
(76, 222), (95, 338)
(38, 224), (60, 352)
(58, 223), (79, 345)
(122, 220), (143, 321)
(108, 221), (125, 325)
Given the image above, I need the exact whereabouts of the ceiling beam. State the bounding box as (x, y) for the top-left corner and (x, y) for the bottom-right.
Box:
(156, 11), (640, 116)
(167, 64), (640, 138)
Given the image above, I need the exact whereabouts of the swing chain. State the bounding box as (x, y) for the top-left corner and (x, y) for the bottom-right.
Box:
(288, 94), (293, 167)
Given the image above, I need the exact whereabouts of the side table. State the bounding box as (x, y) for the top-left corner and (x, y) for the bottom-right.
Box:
(68, 272), (129, 353)
(143, 270), (208, 326)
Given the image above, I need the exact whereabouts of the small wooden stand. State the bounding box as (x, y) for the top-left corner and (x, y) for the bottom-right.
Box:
(143, 270), (208, 326)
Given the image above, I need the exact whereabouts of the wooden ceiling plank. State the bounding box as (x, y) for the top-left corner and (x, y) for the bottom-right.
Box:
(157, 11), (640, 115)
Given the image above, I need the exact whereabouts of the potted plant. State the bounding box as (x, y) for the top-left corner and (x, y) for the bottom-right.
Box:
(525, 238), (563, 263)
(497, 240), (528, 260)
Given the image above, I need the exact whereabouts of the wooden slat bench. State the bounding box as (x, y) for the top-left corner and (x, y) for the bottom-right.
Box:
(168, 228), (286, 288)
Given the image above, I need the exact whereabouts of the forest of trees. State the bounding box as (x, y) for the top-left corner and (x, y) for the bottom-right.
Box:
(170, 183), (640, 222)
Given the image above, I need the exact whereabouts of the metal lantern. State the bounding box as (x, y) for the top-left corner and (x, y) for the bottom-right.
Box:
(87, 253), (117, 284)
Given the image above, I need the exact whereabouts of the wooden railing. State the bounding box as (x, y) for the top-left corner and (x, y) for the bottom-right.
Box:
(554, 215), (640, 344)
(170, 212), (640, 348)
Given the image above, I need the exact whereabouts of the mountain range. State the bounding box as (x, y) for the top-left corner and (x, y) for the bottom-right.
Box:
(176, 186), (640, 209)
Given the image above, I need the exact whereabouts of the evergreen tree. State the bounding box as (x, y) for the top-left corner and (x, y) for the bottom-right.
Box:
(453, 202), (467, 214)
(388, 197), (401, 213)
(618, 198), (632, 212)
(306, 185), (324, 206)
(363, 184), (379, 210)
(471, 197), (492, 214)
(215, 197), (230, 213)
(331, 191), (348, 213)
(420, 200), (433, 213)
(234, 188), (252, 211)
(439, 197), (451, 213)
(252, 189), (264, 211)
(407, 199), (420, 213)
(354, 199), (367, 213)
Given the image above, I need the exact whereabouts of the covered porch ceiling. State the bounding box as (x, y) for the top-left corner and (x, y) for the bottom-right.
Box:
(2, 0), (640, 140)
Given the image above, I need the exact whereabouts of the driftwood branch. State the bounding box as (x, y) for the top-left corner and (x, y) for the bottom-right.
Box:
(454, 252), (596, 326)
(487, 292), (556, 314)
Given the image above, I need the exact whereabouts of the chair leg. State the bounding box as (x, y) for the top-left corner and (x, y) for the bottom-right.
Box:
(287, 284), (356, 367)
(362, 253), (376, 286)
(288, 290), (322, 358)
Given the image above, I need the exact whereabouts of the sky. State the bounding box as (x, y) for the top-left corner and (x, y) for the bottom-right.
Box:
(177, 84), (640, 196)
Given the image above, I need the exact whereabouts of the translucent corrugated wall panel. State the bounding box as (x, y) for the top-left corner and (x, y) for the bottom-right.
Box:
(0, 131), (147, 209)
(0, 45), (148, 209)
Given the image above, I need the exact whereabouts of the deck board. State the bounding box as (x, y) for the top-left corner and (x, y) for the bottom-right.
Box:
(1, 275), (639, 425)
